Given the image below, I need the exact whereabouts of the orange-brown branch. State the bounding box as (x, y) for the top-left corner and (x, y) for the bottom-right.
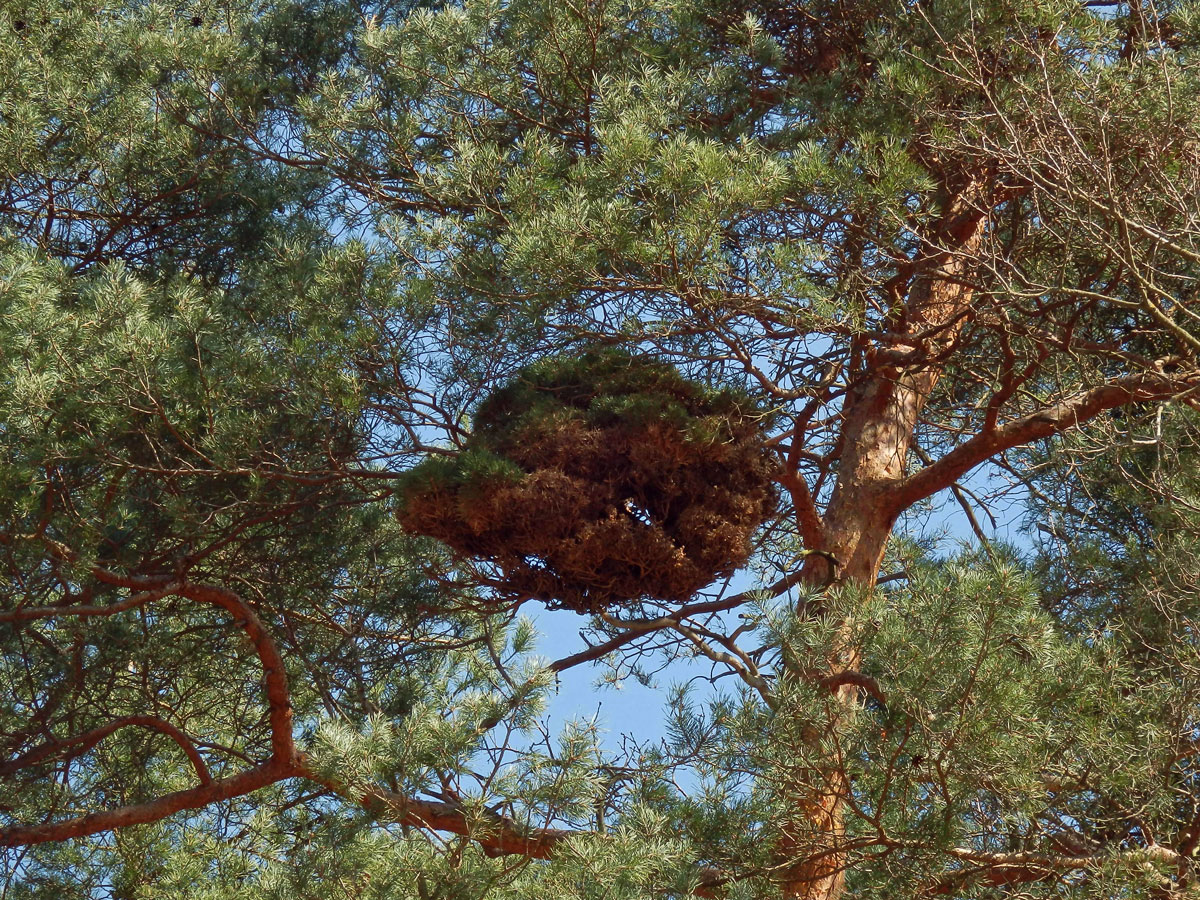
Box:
(0, 579), (297, 847)
(0, 582), (182, 624)
(176, 583), (297, 764)
(0, 715), (211, 785)
(891, 371), (1200, 513)
(0, 760), (292, 847)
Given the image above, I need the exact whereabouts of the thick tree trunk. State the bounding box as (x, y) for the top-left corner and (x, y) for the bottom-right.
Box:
(778, 180), (989, 900)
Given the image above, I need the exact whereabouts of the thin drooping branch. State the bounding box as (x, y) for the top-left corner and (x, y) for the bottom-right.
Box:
(669, 620), (775, 708)
(927, 843), (1182, 893)
(307, 765), (578, 858)
(548, 568), (814, 674)
(298, 762), (727, 895)
(911, 444), (995, 551)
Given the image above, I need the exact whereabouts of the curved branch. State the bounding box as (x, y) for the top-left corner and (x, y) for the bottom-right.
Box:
(298, 762), (726, 895)
(0, 581), (297, 847)
(297, 762), (583, 856)
(928, 844), (1182, 893)
(668, 620), (775, 708)
(0, 582), (182, 624)
(0, 715), (211, 785)
(0, 759), (292, 847)
(817, 671), (887, 707)
(177, 583), (296, 765)
(548, 569), (813, 674)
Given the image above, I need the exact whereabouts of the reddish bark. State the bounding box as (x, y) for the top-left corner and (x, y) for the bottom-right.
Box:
(778, 179), (991, 900)
(769, 171), (1200, 898)
(0, 760), (291, 847)
(5, 160), (1197, 891)
(0, 580), (297, 848)
(0, 715), (211, 784)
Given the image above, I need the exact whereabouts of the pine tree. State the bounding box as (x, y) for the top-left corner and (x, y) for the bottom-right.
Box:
(4, 1), (1200, 899)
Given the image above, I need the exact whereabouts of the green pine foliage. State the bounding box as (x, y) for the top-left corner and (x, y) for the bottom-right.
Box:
(3, 0), (1200, 898)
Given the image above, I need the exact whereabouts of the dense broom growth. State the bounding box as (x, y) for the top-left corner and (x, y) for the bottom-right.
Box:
(396, 352), (778, 611)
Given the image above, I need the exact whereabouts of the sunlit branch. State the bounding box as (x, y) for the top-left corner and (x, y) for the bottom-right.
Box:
(893, 372), (1200, 511)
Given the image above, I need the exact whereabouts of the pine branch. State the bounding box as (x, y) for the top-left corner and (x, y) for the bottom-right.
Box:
(892, 372), (1200, 511)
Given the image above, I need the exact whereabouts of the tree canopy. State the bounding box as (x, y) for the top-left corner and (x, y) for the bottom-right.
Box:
(3, 0), (1200, 898)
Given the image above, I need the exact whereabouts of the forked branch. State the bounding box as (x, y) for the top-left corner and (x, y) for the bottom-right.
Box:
(892, 371), (1200, 511)
(0, 579), (297, 847)
(0, 716), (211, 784)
